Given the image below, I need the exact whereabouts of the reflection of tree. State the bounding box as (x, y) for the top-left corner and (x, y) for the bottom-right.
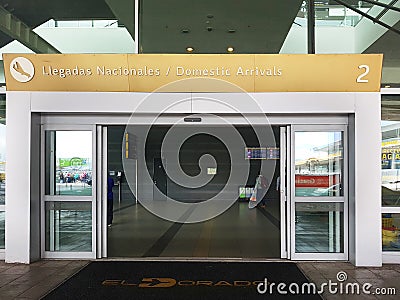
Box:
(70, 157), (83, 167)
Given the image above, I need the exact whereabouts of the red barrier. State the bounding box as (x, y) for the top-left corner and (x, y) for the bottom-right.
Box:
(295, 174), (339, 188)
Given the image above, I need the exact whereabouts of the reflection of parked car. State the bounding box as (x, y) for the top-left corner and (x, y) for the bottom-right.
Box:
(311, 184), (342, 196)
(382, 186), (400, 206)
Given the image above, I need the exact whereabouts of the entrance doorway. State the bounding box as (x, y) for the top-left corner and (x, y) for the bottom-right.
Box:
(40, 121), (348, 261)
(105, 125), (283, 258)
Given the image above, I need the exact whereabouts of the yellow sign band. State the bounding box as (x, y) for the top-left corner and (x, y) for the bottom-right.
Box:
(3, 54), (383, 92)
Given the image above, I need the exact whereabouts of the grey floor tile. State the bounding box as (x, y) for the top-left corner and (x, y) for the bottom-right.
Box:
(18, 284), (57, 299)
(323, 269), (379, 280)
(0, 274), (21, 288)
(369, 269), (400, 278)
(0, 283), (32, 298)
(2, 265), (33, 275)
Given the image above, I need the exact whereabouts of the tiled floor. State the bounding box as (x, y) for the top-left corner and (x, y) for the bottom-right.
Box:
(298, 262), (400, 300)
(107, 202), (281, 258)
(0, 260), (89, 300)
(0, 260), (399, 299)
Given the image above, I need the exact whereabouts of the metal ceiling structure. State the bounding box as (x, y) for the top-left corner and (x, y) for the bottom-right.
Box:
(0, 0), (398, 58)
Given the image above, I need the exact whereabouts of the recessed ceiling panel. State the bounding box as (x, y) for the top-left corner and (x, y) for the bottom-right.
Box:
(140, 0), (303, 53)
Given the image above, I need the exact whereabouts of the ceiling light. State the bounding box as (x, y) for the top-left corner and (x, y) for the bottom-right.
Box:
(227, 47), (234, 53)
(186, 47), (194, 52)
(181, 29), (190, 33)
(228, 29), (236, 33)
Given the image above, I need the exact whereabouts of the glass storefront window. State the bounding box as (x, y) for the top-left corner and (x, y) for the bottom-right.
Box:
(45, 201), (92, 252)
(294, 131), (343, 197)
(381, 119), (400, 207)
(382, 213), (400, 252)
(45, 131), (93, 196)
(0, 211), (4, 249)
(295, 202), (344, 253)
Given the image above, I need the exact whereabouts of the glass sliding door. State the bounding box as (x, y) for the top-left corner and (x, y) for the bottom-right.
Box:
(381, 117), (400, 257)
(42, 125), (96, 258)
(291, 125), (348, 260)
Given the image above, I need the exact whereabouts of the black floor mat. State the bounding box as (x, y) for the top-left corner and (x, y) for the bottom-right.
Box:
(42, 261), (322, 299)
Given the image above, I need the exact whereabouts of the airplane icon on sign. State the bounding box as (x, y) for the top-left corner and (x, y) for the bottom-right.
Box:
(12, 61), (32, 78)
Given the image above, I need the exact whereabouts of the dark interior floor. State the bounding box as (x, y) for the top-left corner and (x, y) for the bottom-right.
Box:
(107, 200), (281, 258)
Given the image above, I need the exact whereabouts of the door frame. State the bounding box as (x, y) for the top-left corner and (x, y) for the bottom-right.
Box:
(96, 125), (108, 258)
(40, 124), (97, 259)
(289, 125), (348, 260)
(280, 126), (289, 259)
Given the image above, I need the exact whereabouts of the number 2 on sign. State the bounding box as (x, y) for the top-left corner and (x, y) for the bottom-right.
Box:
(357, 65), (369, 83)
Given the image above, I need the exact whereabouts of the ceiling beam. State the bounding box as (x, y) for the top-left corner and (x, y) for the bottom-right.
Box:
(361, 0), (400, 14)
(0, 6), (60, 53)
(334, 0), (400, 36)
(105, 0), (135, 39)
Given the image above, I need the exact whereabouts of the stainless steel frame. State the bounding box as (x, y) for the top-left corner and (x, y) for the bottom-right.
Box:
(41, 124), (97, 259)
(290, 125), (348, 260)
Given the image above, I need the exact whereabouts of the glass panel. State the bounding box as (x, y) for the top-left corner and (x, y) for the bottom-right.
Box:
(381, 119), (400, 207)
(45, 201), (92, 252)
(382, 213), (400, 252)
(0, 211), (4, 249)
(45, 131), (93, 196)
(295, 131), (343, 197)
(295, 202), (344, 253)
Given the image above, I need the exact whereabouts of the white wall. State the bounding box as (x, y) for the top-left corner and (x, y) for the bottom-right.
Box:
(353, 93), (382, 266)
(5, 92), (32, 263)
(0, 27), (135, 59)
(280, 26), (355, 54)
(0, 42), (34, 60)
(34, 27), (135, 54)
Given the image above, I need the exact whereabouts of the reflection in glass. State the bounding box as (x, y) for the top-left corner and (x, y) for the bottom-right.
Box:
(295, 202), (344, 253)
(0, 212), (4, 249)
(382, 213), (400, 252)
(295, 132), (343, 197)
(381, 120), (400, 207)
(45, 131), (92, 196)
(45, 201), (92, 252)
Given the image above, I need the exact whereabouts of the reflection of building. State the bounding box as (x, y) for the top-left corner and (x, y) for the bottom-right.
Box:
(381, 123), (400, 188)
(295, 140), (343, 175)
(295, 136), (343, 197)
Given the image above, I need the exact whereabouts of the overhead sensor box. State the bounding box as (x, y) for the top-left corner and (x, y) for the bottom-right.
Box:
(184, 117), (202, 122)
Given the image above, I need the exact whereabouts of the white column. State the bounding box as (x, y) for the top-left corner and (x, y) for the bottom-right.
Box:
(5, 92), (32, 263)
(353, 92), (382, 266)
